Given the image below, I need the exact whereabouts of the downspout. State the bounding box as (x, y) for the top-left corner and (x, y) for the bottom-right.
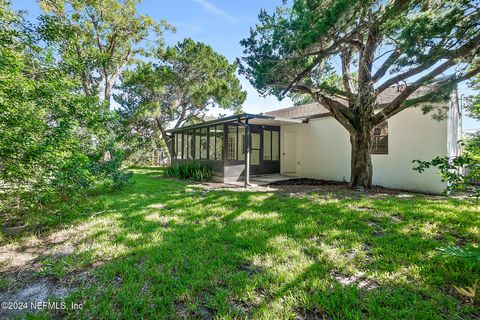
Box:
(238, 119), (251, 187)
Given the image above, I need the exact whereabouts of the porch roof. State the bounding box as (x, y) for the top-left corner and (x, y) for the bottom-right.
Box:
(166, 113), (303, 133)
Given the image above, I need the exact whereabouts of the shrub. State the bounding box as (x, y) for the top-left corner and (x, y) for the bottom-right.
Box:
(413, 154), (480, 200)
(164, 161), (212, 181)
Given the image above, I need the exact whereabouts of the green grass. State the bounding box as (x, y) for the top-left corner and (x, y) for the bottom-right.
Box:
(1, 167), (479, 319)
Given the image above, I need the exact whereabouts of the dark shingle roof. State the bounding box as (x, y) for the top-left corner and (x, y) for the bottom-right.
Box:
(264, 103), (329, 119)
(265, 85), (435, 120)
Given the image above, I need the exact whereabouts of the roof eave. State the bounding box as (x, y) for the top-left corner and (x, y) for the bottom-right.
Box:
(165, 113), (303, 133)
(165, 113), (273, 133)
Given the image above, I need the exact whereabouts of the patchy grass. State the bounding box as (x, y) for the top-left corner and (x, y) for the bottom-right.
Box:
(0, 167), (479, 319)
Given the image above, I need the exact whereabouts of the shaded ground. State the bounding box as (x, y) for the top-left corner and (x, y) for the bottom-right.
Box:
(0, 167), (479, 319)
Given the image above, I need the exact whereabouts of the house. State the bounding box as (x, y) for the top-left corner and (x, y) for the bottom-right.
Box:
(167, 85), (461, 194)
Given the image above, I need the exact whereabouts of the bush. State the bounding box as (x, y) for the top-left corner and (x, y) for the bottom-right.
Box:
(164, 161), (212, 181)
(413, 154), (480, 199)
(90, 149), (133, 191)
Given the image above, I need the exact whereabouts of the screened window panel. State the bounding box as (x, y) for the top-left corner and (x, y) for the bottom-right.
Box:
(251, 133), (260, 165)
(251, 150), (260, 165)
(227, 126), (237, 160)
(183, 132), (189, 159)
(188, 131), (194, 159)
(272, 131), (279, 160)
(209, 127), (216, 160)
(251, 133), (260, 149)
(238, 127), (245, 160)
(194, 130), (200, 159)
(178, 133), (182, 159)
(263, 130), (271, 160)
(174, 133), (178, 159)
(200, 127), (208, 159)
(215, 125), (223, 160)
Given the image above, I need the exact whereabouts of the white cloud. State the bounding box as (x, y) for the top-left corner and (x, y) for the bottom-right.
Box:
(191, 0), (238, 23)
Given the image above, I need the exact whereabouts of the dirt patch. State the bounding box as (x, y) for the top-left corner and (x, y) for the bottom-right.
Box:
(270, 178), (345, 186)
(175, 294), (215, 320)
(236, 262), (265, 276)
(0, 278), (70, 318)
(367, 220), (384, 237)
(147, 203), (166, 210)
(330, 271), (377, 291)
(296, 307), (333, 320)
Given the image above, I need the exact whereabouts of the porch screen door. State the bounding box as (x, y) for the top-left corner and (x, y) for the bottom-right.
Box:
(251, 133), (260, 165)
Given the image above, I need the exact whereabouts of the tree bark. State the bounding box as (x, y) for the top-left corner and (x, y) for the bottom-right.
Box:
(349, 124), (373, 189)
(160, 130), (174, 159)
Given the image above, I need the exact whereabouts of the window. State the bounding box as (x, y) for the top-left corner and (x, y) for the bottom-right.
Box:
(263, 130), (271, 160)
(194, 129), (200, 159)
(183, 131), (193, 159)
(227, 125), (237, 160)
(215, 125), (223, 160)
(183, 132), (189, 159)
(272, 131), (279, 160)
(173, 133), (178, 159)
(371, 122), (388, 154)
(251, 133), (260, 165)
(263, 130), (279, 161)
(200, 127), (208, 159)
(209, 127), (216, 160)
(189, 131), (194, 159)
(238, 127), (245, 160)
(175, 133), (182, 159)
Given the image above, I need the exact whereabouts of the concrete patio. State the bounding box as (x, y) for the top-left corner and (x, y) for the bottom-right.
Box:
(225, 174), (297, 187)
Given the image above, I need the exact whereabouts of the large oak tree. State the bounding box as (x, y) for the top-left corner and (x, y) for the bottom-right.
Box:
(239, 0), (480, 188)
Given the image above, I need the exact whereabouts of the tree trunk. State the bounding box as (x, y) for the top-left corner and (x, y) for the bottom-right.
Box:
(349, 125), (373, 189)
(161, 131), (174, 159)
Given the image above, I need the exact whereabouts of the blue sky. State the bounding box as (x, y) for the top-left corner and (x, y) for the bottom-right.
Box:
(13, 0), (480, 131)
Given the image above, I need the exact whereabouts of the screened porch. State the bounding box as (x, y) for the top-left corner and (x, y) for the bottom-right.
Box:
(167, 113), (301, 183)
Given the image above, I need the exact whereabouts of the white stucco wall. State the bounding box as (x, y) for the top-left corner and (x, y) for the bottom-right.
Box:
(280, 106), (449, 194)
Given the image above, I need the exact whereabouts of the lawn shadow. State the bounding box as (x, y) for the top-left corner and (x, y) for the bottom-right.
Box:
(6, 168), (479, 319)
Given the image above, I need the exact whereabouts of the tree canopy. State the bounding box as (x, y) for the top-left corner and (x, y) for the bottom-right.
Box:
(0, 0), (131, 203)
(38, 0), (171, 103)
(115, 38), (246, 156)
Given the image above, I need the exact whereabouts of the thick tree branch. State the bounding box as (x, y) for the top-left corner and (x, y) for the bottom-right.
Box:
(282, 56), (322, 96)
(341, 48), (355, 102)
(372, 49), (401, 82)
(376, 32), (480, 94)
(378, 64), (480, 124)
(373, 59), (462, 124)
(358, 24), (379, 89)
(376, 64), (429, 93)
(292, 84), (356, 133)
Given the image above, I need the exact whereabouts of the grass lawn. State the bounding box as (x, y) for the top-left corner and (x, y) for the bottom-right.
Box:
(0, 167), (479, 319)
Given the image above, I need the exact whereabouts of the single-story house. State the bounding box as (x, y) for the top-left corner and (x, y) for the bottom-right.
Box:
(167, 85), (461, 194)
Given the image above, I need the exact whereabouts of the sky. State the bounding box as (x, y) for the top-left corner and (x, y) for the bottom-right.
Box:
(12, 0), (480, 132)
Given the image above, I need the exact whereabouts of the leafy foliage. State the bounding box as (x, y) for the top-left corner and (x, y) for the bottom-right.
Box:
(38, 0), (171, 103)
(438, 246), (480, 263)
(164, 161), (212, 181)
(413, 154), (480, 199)
(115, 38), (246, 158)
(0, 1), (131, 205)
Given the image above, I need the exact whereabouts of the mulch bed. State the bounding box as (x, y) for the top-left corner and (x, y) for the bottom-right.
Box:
(269, 178), (346, 186)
